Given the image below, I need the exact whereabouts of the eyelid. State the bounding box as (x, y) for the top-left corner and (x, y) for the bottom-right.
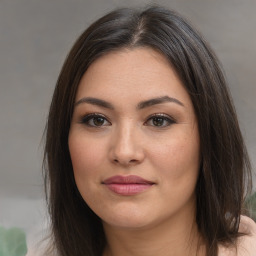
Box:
(149, 112), (175, 118)
(147, 113), (176, 121)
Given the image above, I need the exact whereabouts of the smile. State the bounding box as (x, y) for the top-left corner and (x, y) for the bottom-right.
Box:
(102, 175), (155, 196)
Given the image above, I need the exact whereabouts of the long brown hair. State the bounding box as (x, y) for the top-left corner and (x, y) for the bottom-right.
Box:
(43, 6), (252, 256)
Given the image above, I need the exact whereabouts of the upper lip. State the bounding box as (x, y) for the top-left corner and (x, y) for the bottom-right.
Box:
(102, 175), (154, 184)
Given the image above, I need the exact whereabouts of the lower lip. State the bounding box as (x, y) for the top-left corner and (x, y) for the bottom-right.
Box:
(104, 183), (153, 196)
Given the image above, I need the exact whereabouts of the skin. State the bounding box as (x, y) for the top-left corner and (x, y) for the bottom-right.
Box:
(68, 47), (204, 256)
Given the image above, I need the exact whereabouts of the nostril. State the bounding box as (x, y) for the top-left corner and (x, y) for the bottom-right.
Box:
(113, 158), (138, 165)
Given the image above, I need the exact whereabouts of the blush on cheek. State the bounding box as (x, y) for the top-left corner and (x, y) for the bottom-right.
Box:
(69, 137), (107, 188)
(71, 147), (101, 172)
(69, 134), (103, 167)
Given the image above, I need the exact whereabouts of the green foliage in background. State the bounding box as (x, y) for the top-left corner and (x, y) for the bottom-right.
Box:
(245, 191), (256, 222)
(0, 226), (27, 256)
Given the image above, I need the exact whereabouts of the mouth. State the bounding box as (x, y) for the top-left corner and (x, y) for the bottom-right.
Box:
(102, 175), (155, 196)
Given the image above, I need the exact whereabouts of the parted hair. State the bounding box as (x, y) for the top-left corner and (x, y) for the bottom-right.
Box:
(44, 6), (252, 256)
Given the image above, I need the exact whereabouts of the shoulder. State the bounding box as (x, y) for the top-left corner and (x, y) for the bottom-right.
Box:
(238, 215), (256, 235)
(236, 215), (256, 255)
(218, 215), (256, 256)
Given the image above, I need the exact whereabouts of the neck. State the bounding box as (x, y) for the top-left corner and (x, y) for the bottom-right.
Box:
(102, 209), (205, 256)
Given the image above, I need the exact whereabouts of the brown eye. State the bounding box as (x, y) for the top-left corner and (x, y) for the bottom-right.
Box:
(145, 114), (175, 128)
(80, 114), (111, 127)
(92, 117), (105, 126)
(152, 117), (165, 126)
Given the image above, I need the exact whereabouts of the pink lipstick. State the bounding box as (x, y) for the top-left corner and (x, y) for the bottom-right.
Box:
(102, 175), (154, 196)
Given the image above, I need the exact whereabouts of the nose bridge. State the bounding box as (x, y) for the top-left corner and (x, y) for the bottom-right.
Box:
(114, 120), (137, 153)
(110, 119), (143, 165)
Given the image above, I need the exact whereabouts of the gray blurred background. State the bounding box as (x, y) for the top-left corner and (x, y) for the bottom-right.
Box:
(0, 0), (255, 250)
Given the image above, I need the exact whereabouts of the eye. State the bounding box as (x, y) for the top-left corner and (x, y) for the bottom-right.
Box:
(145, 114), (175, 127)
(80, 114), (111, 127)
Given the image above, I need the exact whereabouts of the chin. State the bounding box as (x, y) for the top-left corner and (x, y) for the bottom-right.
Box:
(103, 216), (152, 230)
(98, 206), (153, 230)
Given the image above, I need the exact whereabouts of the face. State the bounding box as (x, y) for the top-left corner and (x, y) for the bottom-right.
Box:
(69, 48), (200, 230)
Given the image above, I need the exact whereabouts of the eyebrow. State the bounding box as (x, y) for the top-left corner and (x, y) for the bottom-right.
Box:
(75, 97), (114, 109)
(137, 96), (184, 109)
(74, 95), (184, 109)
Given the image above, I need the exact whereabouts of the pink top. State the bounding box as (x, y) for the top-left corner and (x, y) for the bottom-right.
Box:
(218, 216), (256, 255)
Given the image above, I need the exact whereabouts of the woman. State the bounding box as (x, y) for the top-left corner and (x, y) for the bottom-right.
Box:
(43, 6), (256, 256)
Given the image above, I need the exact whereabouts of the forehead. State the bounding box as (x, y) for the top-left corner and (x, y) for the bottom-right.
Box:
(76, 47), (192, 108)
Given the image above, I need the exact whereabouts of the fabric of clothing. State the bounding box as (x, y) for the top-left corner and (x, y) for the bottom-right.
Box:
(218, 215), (256, 256)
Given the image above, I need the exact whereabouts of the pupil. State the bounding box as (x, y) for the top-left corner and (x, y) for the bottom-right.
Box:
(93, 117), (104, 126)
(153, 117), (164, 126)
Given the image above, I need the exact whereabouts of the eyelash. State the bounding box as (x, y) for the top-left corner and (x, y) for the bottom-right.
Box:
(79, 113), (176, 128)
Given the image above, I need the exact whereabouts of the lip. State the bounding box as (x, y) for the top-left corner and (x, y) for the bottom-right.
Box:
(102, 175), (155, 196)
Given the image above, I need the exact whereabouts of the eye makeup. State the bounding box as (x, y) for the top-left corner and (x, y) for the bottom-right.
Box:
(78, 112), (176, 129)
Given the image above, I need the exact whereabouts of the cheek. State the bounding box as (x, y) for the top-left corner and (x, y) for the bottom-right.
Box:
(68, 134), (109, 211)
(149, 128), (200, 183)
(68, 135), (106, 179)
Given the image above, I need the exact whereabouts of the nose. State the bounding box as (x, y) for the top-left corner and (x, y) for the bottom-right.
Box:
(108, 123), (145, 166)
